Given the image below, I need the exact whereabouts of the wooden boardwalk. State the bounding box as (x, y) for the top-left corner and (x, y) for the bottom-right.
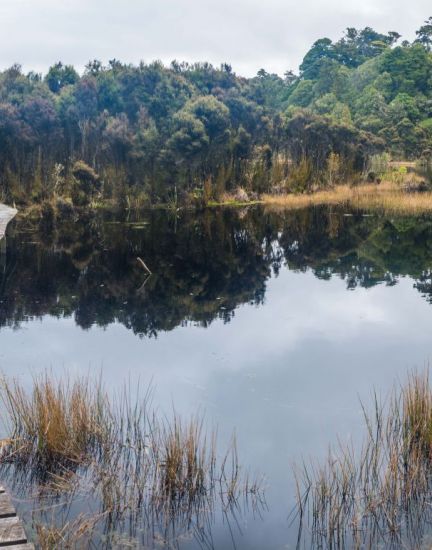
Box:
(0, 205), (32, 547)
(0, 486), (33, 548)
(0, 205), (17, 242)
(1, 207), (32, 546)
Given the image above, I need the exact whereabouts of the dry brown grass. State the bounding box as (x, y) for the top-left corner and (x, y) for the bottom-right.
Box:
(293, 370), (432, 547)
(157, 415), (214, 500)
(0, 373), (107, 468)
(35, 513), (103, 550)
(263, 180), (432, 215)
(0, 372), (263, 547)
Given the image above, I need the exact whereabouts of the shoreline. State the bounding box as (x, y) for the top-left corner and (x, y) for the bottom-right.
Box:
(262, 181), (432, 214)
(14, 180), (432, 221)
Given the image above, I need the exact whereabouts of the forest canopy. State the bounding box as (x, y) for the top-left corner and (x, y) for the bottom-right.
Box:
(0, 17), (431, 206)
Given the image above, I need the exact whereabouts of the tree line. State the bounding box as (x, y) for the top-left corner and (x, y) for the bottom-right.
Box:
(0, 17), (431, 207)
(286, 18), (432, 160)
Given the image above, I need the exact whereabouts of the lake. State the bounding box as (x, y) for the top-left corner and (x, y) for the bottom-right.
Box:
(1, 204), (432, 548)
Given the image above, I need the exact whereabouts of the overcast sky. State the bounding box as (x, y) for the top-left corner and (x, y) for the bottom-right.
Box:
(0, 0), (431, 77)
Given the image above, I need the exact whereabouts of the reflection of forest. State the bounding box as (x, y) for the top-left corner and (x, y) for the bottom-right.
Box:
(2, 206), (432, 336)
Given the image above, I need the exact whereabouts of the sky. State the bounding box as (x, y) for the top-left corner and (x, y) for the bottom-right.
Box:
(0, 0), (430, 77)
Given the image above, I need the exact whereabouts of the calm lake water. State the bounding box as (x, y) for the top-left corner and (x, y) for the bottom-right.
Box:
(2, 205), (432, 547)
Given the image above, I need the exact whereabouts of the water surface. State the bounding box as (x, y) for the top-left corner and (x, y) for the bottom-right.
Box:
(2, 205), (432, 547)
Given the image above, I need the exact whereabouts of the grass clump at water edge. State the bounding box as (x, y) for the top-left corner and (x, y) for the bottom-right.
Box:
(263, 180), (432, 215)
(0, 373), (108, 470)
(292, 370), (432, 548)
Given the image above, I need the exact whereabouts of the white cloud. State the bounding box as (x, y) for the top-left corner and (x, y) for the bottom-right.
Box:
(0, 1), (430, 76)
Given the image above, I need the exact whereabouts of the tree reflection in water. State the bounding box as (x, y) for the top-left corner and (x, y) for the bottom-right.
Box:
(3, 205), (432, 336)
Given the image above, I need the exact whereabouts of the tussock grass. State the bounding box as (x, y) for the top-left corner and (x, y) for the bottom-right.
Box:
(35, 513), (102, 550)
(293, 370), (432, 547)
(157, 415), (214, 500)
(0, 372), (263, 548)
(263, 184), (360, 209)
(263, 181), (432, 215)
(0, 373), (108, 469)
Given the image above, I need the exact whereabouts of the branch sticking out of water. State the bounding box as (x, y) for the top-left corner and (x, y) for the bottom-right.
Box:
(137, 256), (152, 275)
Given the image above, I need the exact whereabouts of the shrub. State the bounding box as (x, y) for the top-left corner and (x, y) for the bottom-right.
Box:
(71, 161), (101, 206)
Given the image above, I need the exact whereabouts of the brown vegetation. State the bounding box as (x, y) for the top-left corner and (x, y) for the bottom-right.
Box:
(1, 374), (107, 468)
(293, 370), (432, 547)
(0, 372), (263, 548)
(263, 179), (432, 214)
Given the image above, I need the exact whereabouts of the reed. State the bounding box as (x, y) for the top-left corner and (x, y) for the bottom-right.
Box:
(263, 180), (432, 215)
(157, 415), (214, 500)
(0, 372), (263, 547)
(293, 370), (432, 547)
(34, 513), (102, 550)
(0, 373), (108, 469)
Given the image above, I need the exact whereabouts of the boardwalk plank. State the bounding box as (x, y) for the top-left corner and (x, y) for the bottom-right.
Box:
(3, 546), (34, 550)
(0, 495), (16, 519)
(0, 517), (27, 547)
(0, 484), (34, 548)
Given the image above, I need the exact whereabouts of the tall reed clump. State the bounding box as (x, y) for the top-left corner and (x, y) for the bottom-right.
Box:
(0, 373), (108, 470)
(157, 415), (214, 500)
(293, 370), (432, 547)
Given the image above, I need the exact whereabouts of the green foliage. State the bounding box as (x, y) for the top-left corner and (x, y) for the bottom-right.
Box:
(415, 17), (432, 51)
(420, 118), (432, 131)
(287, 80), (315, 107)
(71, 161), (100, 205)
(287, 18), (432, 160)
(300, 38), (335, 80)
(284, 110), (383, 173)
(1, 16), (432, 204)
(45, 62), (79, 93)
(299, 27), (400, 80)
(286, 157), (314, 193)
(0, 60), (283, 204)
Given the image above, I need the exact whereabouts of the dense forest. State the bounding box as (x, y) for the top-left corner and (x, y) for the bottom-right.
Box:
(0, 17), (431, 206)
